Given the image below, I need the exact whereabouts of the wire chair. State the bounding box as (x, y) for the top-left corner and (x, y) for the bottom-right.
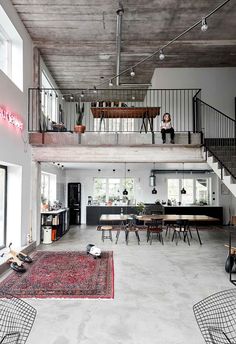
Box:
(0, 292), (36, 344)
(193, 289), (236, 344)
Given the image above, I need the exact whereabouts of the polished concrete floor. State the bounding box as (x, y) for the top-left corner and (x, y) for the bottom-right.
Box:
(7, 226), (235, 343)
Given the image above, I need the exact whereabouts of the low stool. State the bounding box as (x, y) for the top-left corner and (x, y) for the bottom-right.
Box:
(101, 226), (113, 242)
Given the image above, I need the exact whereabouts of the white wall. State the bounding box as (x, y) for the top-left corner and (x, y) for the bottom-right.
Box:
(151, 68), (236, 118)
(0, 0), (33, 247)
(65, 166), (217, 224)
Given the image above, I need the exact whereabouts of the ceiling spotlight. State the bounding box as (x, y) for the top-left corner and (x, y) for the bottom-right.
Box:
(201, 17), (208, 32)
(61, 165), (64, 170)
(159, 50), (165, 60)
(93, 86), (97, 94)
(132, 96), (135, 100)
(70, 94), (74, 100)
(81, 91), (84, 98)
(61, 96), (65, 100)
(130, 68), (135, 77)
(152, 187), (157, 195)
(109, 79), (113, 87)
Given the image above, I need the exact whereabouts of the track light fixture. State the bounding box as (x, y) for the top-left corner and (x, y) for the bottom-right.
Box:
(70, 94), (74, 100)
(109, 79), (113, 87)
(159, 50), (165, 60)
(201, 17), (208, 32)
(93, 86), (97, 93)
(81, 91), (84, 98)
(61, 96), (65, 100)
(130, 68), (135, 77)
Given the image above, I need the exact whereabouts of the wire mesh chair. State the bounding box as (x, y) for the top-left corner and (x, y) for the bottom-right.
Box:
(193, 289), (236, 344)
(0, 292), (37, 344)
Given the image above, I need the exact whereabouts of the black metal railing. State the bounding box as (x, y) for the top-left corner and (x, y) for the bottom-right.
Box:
(195, 98), (236, 179)
(28, 88), (201, 134)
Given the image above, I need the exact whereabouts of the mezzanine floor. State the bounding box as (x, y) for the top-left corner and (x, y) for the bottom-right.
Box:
(9, 226), (235, 344)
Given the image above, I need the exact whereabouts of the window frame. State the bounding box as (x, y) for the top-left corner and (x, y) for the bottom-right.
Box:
(0, 165), (7, 249)
(0, 25), (12, 77)
(167, 176), (211, 205)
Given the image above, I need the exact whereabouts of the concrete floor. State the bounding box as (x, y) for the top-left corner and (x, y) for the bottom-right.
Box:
(8, 226), (234, 343)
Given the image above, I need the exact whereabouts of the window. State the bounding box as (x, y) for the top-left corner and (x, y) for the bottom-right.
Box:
(0, 166), (7, 249)
(93, 178), (135, 204)
(41, 71), (59, 123)
(93, 117), (134, 132)
(41, 172), (56, 205)
(0, 5), (23, 90)
(167, 177), (210, 205)
(0, 27), (11, 76)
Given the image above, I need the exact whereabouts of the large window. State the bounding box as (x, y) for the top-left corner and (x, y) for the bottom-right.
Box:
(93, 178), (134, 204)
(0, 166), (7, 249)
(0, 5), (23, 90)
(41, 172), (56, 206)
(41, 71), (59, 124)
(167, 177), (210, 205)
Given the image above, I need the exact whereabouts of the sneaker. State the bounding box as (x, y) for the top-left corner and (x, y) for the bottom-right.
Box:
(170, 140), (175, 144)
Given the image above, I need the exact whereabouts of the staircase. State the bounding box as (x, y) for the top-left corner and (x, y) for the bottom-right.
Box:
(194, 97), (236, 196)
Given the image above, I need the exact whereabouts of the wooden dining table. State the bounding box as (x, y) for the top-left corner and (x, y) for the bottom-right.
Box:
(136, 214), (220, 245)
(99, 214), (133, 244)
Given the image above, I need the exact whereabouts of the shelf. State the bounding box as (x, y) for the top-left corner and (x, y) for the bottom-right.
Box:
(91, 107), (160, 119)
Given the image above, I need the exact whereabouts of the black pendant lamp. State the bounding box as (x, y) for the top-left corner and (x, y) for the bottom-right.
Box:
(123, 162), (128, 196)
(150, 162), (157, 194)
(152, 187), (157, 195)
(181, 162), (187, 194)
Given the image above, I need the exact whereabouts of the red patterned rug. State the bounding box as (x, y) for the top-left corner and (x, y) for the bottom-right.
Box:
(0, 251), (114, 299)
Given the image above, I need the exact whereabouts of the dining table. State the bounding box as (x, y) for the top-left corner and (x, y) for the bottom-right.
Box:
(136, 214), (220, 245)
(99, 214), (133, 244)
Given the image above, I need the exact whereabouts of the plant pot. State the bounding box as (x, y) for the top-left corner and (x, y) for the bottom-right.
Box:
(74, 125), (86, 134)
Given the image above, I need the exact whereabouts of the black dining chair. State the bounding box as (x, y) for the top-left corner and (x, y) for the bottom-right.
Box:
(172, 219), (191, 245)
(0, 292), (37, 344)
(193, 289), (236, 344)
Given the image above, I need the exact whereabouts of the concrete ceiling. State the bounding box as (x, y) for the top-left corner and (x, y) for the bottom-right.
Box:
(12, 0), (236, 89)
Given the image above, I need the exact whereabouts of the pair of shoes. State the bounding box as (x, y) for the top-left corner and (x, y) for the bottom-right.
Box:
(163, 140), (166, 144)
(170, 140), (175, 144)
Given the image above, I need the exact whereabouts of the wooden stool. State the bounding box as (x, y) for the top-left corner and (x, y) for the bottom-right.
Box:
(101, 226), (113, 242)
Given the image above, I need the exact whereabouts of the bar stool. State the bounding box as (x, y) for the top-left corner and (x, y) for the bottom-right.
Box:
(101, 225), (113, 242)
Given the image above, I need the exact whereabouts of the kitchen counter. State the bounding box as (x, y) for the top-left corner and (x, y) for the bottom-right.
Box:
(86, 205), (138, 225)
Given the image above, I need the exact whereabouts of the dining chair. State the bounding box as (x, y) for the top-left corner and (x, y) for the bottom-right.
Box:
(193, 289), (236, 343)
(147, 220), (164, 245)
(172, 219), (191, 245)
(0, 292), (37, 344)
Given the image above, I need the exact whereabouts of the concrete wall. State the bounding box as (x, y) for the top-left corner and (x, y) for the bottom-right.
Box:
(65, 166), (217, 224)
(0, 0), (33, 247)
(151, 68), (236, 118)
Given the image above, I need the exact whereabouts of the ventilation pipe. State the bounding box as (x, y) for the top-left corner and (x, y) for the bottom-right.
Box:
(116, 5), (124, 86)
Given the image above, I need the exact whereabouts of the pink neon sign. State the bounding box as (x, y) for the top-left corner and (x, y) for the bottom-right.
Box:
(0, 107), (23, 130)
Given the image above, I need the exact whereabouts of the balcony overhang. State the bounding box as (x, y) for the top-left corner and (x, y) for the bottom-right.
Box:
(32, 144), (204, 163)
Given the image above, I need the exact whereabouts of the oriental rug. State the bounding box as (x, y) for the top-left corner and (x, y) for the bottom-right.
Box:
(0, 251), (114, 299)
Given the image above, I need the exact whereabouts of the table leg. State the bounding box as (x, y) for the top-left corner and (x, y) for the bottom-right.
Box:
(196, 226), (202, 245)
(115, 229), (120, 244)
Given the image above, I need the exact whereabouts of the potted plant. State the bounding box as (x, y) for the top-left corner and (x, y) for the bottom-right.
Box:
(74, 102), (85, 133)
(136, 202), (145, 215)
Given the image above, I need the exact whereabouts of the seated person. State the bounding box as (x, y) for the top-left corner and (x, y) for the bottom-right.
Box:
(160, 113), (175, 144)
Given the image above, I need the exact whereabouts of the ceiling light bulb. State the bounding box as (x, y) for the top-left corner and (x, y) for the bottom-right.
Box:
(93, 86), (97, 93)
(81, 91), (84, 98)
(201, 18), (208, 32)
(61, 96), (65, 100)
(70, 95), (74, 100)
(159, 50), (165, 60)
(132, 96), (135, 100)
(152, 188), (157, 195)
(130, 68), (135, 77)
(109, 79), (113, 87)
